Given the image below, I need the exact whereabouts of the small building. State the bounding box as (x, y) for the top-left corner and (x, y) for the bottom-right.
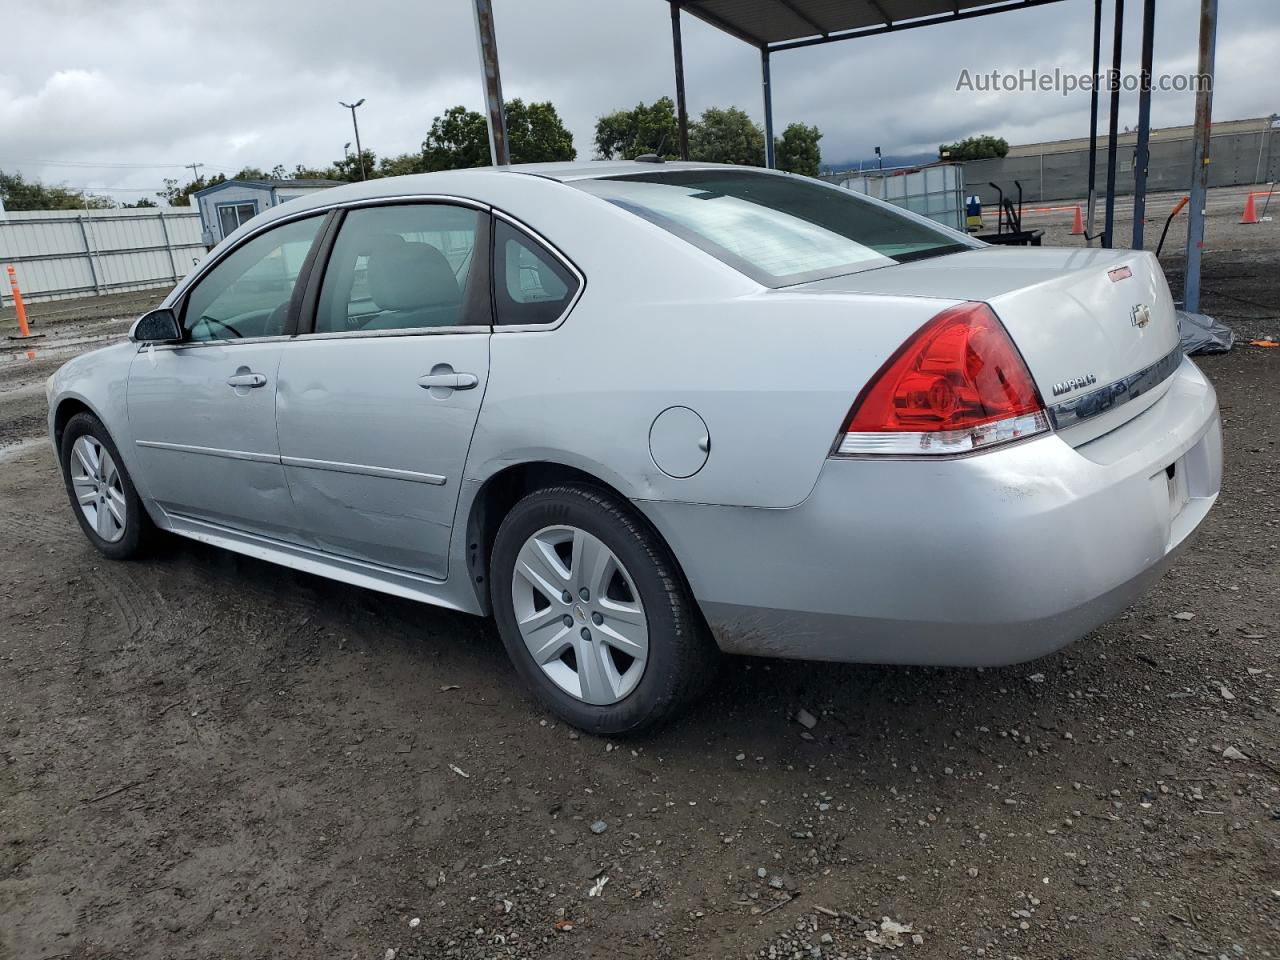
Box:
(193, 178), (341, 247)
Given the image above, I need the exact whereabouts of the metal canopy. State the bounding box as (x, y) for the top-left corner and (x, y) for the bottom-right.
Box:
(678, 0), (1069, 51)
(668, 0), (1070, 169)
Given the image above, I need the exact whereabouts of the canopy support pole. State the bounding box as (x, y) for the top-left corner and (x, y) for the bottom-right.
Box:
(1131, 0), (1156, 249)
(1085, 0), (1102, 246)
(670, 2), (690, 159)
(472, 0), (509, 165)
(1103, 0), (1124, 248)
(761, 48), (775, 168)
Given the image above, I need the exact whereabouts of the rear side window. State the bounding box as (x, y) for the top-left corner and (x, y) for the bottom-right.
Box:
(315, 203), (483, 334)
(493, 220), (580, 326)
(572, 170), (974, 288)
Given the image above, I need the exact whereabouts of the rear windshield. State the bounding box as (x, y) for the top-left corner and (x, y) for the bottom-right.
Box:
(572, 169), (973, 288)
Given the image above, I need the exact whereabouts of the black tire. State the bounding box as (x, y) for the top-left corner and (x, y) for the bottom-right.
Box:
(490, 483), (717, 734)
(59, 412), (155, 560)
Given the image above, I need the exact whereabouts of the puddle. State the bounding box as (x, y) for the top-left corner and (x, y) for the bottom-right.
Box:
(0, 332), (123, 363)
(0, 437), (51, 462)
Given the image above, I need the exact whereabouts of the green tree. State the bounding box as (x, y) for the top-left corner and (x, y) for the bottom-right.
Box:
(689, 106), (764, 166)
(0, 170), (114, 210)
(157, 173), (219, 206)
(378, 152), (428, 177)
(123, 197), (158, 208)
(594, 97), (679, 160)
(774, 122), (822, 177)
(938, 135), (1009, 161)
(291, 163), (333, 179)
(422, 106), (490, 171)
(506, 99), (575, 163)
(327, 150), (378, 182)
(417, 100), (575, 171)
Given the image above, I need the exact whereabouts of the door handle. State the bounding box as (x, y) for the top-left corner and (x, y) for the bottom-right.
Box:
(226, 373), (267, 389)
(417, 372), (479, 391)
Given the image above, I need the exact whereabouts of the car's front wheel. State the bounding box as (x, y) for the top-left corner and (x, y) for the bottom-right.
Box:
(59, 412), (154, 560)
(491, 483), (716, 734)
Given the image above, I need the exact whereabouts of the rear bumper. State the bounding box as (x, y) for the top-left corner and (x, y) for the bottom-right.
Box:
(636, 357), (1222, 666)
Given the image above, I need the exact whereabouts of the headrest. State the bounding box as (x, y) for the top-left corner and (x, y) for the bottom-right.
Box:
(367, 236), (461, 311)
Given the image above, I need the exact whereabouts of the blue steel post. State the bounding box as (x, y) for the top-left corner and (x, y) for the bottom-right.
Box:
(1131, 0), (1156, 249)
(1102, 0), (1124, 248)
(1184, 0), (1217, 313)
(1085, 0), (1103, 245)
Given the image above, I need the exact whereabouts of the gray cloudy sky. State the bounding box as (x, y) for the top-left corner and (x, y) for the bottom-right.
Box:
(1, 0), (1275, 203)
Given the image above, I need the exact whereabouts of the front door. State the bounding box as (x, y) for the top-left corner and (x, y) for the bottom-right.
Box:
(275, 202), (491, 580)
(127, 214), (325, 539)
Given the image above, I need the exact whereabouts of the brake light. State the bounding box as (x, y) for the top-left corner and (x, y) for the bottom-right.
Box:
(834, 301), (1049, 456)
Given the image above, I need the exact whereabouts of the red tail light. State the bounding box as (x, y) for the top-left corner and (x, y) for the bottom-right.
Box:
(835, 301), (1049, 456)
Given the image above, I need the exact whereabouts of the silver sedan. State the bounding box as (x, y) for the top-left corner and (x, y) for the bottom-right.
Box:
(47, 162), (1222, 732)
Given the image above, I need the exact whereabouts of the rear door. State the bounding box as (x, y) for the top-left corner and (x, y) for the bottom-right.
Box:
(127, 213), (325, 540)
(274, 201), (491, 580)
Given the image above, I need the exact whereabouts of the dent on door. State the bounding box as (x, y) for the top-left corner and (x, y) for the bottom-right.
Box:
(274, 336), (490, 580)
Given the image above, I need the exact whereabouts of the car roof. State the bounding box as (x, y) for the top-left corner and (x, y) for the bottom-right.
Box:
(503, 160), (774, 181)
(231, 161), (793, 241)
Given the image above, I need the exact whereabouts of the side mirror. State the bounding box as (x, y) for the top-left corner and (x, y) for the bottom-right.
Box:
(129, 308), (182, 344)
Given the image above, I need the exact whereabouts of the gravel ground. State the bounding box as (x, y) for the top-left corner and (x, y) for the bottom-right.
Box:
(1, 187), (1277, 960)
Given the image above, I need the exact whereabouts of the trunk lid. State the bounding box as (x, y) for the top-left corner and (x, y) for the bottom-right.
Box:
(799, 247), (1181, 442)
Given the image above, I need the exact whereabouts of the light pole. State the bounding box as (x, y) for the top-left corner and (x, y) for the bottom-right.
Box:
(339, 99), (367, 180)
(343, 141), (351, 160)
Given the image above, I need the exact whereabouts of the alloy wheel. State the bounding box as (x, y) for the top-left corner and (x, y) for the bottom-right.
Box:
(69, 435), (127, 543)
(510, 524), (649, 705)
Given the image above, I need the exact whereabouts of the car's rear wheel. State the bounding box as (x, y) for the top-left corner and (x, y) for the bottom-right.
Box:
(60, 412), (153, 560)
(491, 483), (716, 734)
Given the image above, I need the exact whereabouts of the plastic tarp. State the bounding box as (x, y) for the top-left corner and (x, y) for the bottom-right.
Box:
(1178, 310), (1234, 355)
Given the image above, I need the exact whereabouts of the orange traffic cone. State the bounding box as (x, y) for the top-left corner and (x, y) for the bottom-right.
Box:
(1070, 204), (1085, 235)
(1240, 192), (1260, 225)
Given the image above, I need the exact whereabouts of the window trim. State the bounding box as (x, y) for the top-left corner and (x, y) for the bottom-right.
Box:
(488, 209), (585, 333)
(294, 197), (494, 340)
(154, 193), (582, 348)
(168, 210), (332, 350)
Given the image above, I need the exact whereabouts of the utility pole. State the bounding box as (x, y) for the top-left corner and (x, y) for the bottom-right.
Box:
(185, 162), (204, 185)
(339, 99), (367, 180)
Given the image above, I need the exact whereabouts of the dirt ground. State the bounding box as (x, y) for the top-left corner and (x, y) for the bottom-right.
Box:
(1, 186), (1277, 960)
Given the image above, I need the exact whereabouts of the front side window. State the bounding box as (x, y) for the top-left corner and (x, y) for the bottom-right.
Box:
(494, 220), (580, 326)
(182, 214), (323, 342)
(572, 170), (975, 288)
(217, 202), (258, 238)
(314, 204), (482, 334)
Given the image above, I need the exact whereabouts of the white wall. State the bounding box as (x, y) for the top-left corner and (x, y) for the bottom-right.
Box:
(0, 207), (205, 304)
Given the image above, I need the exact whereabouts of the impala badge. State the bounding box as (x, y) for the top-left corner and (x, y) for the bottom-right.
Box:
(1131, 303), (1151, 329)
(1052, 373), (1098, 397)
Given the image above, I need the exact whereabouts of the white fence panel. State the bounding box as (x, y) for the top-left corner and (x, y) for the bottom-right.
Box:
(0, 207), (206, 304)
(830, 163), (967, 232)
